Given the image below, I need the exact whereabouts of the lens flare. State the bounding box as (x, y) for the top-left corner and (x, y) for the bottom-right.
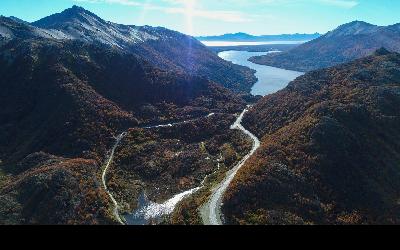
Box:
(183, 0), (196, 35)
(136, 0), (151, 25)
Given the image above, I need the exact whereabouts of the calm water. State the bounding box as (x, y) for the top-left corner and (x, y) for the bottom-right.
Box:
(218, 50), (304, 96)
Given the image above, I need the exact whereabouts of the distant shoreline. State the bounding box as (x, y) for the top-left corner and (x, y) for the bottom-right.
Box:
(200, 40), (308, 47)
(205, 43), (299, 53)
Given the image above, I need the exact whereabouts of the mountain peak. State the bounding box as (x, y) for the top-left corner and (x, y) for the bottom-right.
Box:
(347, 20), (373, 26)
(32, 5), (104, 28)
(326, 20), (379, 38)
(71, 5), (84, 10)
(66, 5), (91, 15)
(60, 5), (100, 20)
(233, 32), (250, 35)
(337, 20), (376, 30)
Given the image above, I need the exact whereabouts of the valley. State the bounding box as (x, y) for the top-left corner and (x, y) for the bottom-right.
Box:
(0, 6), (253, 225)
(98, 48), (302, 225)
(104, 111), (253, 225)
(1, 3), (400, 226)
(101, 107), (261, 225)
(100, 112), (248, 225)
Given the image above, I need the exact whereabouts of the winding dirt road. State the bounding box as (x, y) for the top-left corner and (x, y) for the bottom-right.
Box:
(101, 132), (127, 225)
(201, 108), (260, 225)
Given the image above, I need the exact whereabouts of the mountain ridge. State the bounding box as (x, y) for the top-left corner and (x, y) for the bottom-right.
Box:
(0, 37), (247, 225)
(0, 7), (251, 225)
(1, 6), (257, 93)
(223, 50), (400, 225)
(197, 32), (321, 42)
(250, 20), (400, 72)
(325, 20), (379, 38)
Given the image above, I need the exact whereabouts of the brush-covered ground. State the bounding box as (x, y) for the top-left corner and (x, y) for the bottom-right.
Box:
(223, 49), (400, 225)
(106, 113), (252, 218)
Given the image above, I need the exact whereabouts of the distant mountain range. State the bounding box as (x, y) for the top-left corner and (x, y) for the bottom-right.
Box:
(224, 48), (400, 225)
(250, 21), (400, 72)
(196, 32), (321, 42)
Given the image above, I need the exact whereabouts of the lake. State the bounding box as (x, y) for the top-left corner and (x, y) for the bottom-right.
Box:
(218, 50), (304, 96)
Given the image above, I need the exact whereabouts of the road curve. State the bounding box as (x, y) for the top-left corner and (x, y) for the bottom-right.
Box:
(102, 132), (127, 225)
(201, 108), (260, 225)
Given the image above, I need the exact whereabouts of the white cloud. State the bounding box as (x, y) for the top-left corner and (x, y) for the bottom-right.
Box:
(74, 0), (142, 6)
(74, 0), (255, 23)
(215, 0), (359, 9)
(73, 0), (359, 26)
(316, 0), (359, 9)
(165, 8), (253, 22)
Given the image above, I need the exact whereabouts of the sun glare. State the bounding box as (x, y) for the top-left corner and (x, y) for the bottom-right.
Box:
(183, 0), (196, 35)
(136, 0), (151, 25)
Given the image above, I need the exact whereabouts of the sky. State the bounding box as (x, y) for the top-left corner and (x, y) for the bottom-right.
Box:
(0, 0), (400, 36)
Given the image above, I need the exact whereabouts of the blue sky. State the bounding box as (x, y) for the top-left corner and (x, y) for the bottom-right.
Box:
(1, 0), (399, 36)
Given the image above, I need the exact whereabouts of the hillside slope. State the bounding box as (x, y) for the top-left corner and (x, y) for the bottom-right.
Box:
(250, 21), (400, 72)
(0, 33), (245, 224)
(224, 49), (400, 225)
(30, 6), (256, 92)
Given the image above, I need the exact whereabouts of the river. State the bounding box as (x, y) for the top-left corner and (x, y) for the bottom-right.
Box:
(218, 50), (304, 96)
(105, 51), (303, 225)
